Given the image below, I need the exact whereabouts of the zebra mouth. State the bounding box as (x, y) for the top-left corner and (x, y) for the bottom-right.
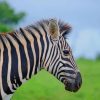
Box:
(64, 79), (81, 92)
(64, 80), (75, 92)
(64, 82), (79, 92)
(64, 72), (82, 92)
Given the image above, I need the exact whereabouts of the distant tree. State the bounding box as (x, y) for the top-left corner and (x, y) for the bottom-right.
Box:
(0, 1), (26, 32)
(96, 53), (100, 60)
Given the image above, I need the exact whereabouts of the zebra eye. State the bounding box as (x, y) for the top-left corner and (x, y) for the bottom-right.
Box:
(63, 50), (70, 56)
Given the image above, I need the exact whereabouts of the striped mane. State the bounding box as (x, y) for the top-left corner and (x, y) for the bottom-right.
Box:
(34, 19), (72, 35)
(0, 19), (71, 38)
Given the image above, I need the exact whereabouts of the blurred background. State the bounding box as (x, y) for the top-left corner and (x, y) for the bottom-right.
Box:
(0, 0), (100, 100)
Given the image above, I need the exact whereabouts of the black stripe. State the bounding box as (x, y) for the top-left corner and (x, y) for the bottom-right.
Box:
(12, 34), (27, 79)
(7, 36), (22, 88)
(46, 46), (53, 64)
(53, 59), (61, 76)
(46, 46), (55, 71)
(34, 37), (39, 74)
(1, 37), (13, 94)
(50, 46), (56, 63)
(51, 58), (59, 74)
(30, 26), (44, 69)
(26, 27), (39, 74)
(40, 35), (45, 68)
(25, 29), (36, 76)
(57, 70), (75, 78)
(0, 92), (2, 100)
(20, 28), (34, 78)
(51, 48), (59, 74)
(40, 24), (49, 64)
(26, 28), (39, 74)
(70, 54), (76, 68)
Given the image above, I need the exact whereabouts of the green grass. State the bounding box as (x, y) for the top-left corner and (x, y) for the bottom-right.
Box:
(12, 59), (100, 100)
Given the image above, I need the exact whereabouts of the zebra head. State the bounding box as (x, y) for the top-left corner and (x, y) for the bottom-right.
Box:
(43, 19), (82, 92)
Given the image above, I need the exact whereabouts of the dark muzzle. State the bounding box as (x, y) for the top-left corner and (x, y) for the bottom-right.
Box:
(65, 72), (82, 92)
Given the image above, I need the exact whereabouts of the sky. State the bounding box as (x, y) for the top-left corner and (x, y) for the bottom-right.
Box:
(7, 0), (100, 59)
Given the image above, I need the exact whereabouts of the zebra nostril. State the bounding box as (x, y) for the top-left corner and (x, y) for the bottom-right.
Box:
(76, 72), (82, 89)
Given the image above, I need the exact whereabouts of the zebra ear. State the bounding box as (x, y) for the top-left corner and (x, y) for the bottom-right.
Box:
(48, 19), (60, 40)
(59, 22), (72, 38)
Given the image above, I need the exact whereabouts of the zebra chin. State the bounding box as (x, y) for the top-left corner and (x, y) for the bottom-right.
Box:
(64, 72), (82, 92)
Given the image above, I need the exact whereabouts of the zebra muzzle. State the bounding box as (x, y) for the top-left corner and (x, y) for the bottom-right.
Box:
(64, 72), (82, 92)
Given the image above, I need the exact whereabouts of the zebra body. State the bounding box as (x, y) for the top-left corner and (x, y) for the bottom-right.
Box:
(0, 19), (82, 100)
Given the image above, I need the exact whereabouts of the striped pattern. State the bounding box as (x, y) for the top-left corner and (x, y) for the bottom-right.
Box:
(0, 19), (78, 100)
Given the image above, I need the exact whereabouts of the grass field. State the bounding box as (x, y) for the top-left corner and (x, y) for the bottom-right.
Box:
(12, 59), (100, 100)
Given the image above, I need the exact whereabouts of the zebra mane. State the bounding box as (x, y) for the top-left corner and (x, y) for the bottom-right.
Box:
(0, 19), (71, 38)
(25, 19), (71, 36)
(36, 19), (71, 35)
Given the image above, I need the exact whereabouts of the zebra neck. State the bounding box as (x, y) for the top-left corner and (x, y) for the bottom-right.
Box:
(17, 28), (44, 78)
(0, 27), (46, 96)
(0, 23), (52, 99)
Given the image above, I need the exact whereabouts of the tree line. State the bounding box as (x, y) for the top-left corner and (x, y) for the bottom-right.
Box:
(0, 1), (25, 32)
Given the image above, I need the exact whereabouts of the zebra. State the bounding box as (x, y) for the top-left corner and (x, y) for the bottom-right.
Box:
(0, 19), (82, 100)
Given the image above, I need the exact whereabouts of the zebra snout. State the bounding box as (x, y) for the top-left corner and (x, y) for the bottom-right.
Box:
(75, 72), (82, 91)
(65, 72), (82, 92)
